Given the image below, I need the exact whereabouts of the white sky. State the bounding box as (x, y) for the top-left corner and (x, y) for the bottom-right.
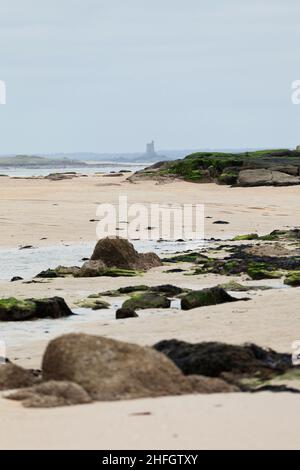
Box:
(0, 0), (299, 153)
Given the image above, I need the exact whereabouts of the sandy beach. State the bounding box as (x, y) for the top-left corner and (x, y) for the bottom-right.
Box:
(0, 174), (299, 247)
(0, 174), (300, 450)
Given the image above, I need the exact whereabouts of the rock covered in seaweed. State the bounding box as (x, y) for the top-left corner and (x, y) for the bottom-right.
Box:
(0, 297), (73, 321)
(180, 286), (246, 310)
(153, 339), (292, 379)
(36, 237), (161, 278)
(122, 292), (171, 310)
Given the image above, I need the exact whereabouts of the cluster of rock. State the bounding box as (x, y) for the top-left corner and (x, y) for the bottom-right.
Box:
(74, 283), (247, 318)
(166, 229), (300, 283)
(128, 149), (300, 186)
(1, 333), (298, 408)
(37, 237), (162, 278)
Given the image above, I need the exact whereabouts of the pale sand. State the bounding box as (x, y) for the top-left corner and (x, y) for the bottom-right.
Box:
(0, 175), (300, 449)
(0, 174), (299, 247)
(0, 393), (299, 450)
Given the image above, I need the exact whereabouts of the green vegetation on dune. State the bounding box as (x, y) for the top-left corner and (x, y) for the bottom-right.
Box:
(150, 149), (300, 183)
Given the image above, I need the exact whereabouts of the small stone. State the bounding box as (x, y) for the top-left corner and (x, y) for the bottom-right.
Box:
(115, 308), (138, 319)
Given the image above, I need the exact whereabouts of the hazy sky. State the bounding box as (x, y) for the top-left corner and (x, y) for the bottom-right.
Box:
(0, 0), (300, 153)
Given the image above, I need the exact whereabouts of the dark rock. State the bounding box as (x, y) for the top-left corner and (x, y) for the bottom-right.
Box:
(153, 339), (292, 379)
(150, 284), (183, 296)
(165, 268), (185, 273)
(122, 292), (171, 310)
(0, 297), (73, 321)
(180, 286), (245, 310)
(116, 285), (148, 294)
(36, 269), (59, 278)
(213, 220), (230, 224)
(115, 308), (138, 319)
(32, 297), (73, 319)
(42, 333), (194, 400)
(284, 272), (300, 287)
(7, 381), (92, 407)
(10, 276), (23, 282)
(36, 265), (81, 278)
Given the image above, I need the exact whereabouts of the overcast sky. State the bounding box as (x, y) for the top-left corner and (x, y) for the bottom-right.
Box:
(0, 0), (300, 153)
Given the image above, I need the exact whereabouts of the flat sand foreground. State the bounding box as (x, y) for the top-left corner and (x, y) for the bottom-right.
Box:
(0, 392), (300, 450)
(0, 174), (300, 449)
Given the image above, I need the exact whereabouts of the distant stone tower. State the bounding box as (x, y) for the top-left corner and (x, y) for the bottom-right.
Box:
(146, 140), (155, 156)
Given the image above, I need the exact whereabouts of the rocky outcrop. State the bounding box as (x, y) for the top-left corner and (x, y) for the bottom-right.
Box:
(128, 149), (300, 186)
(42, 333), (194, 401)
(37, 238), (162, 278)
(4, 334), (298, 408)
(180, 286), (245, 310)
(0, 297), (73, 321)
(237, 169), (300, 187)
(90, 236), (162, 271)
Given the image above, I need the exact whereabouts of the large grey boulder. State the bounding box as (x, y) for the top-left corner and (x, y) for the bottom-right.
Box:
(238, 169), (300, 187)
(42, 333), (194, 401)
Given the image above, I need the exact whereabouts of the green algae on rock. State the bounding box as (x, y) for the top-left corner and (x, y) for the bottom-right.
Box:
(246, 263), (282, 280)
(233, 233), (259, 241)
(284, 271), (300, 287)
(128, 149), (300, 186)
(180, 286), (246, 310)
(0, 296), (73, 321)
